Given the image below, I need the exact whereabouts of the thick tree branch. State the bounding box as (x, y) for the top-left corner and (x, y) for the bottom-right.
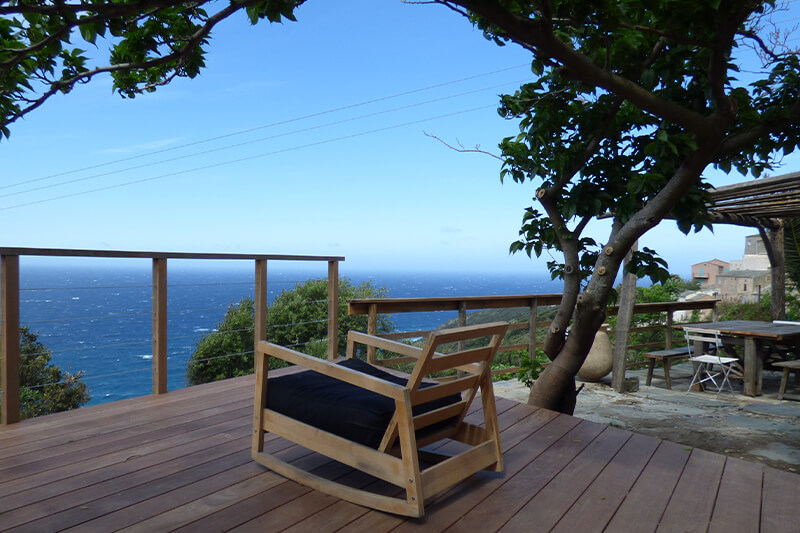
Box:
(443, 1), (714, 136)
(719, 100), (800, 155)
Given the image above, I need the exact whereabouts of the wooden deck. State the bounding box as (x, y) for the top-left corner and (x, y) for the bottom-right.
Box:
(1, 374), (799, 532)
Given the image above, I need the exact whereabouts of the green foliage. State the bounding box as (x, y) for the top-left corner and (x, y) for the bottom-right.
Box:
(186, 277), (393, 384)
(479, 1), (800, 289)
(187, 297), (261, 385)
(517, 349), (547, 388)
(17, 326), (90, 419)
(266, 278), (393, 357)
(0, 0), (303, 138)
(608, 275), (698, 360)
(717, 293), (773, 321)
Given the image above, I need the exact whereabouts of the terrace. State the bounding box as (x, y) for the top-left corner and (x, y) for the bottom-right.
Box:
(1, 248), (799, 531)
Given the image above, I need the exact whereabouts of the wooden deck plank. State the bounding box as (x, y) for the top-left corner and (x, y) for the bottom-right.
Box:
(441, 419), (607, 532)
(708, 457), (764, 533)
(273, 397), (545, 533)
(603, 440), (691, 533)
(0, 381), (251, 457)
(497, 425), (633, 532)
(0, 410), (252, 509)
(0, 400), (251, 482)
(1, 374), (798, 533)
(0, 378), (253, 448)
(116, 450), (333, 533)
(547, 431), (660, 533)
(336, 407), (563, 533)
(761, 466), (800, 533)
(656, 448), (726, 533)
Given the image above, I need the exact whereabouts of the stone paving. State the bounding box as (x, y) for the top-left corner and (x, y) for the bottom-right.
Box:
(493, 362), (800, 472)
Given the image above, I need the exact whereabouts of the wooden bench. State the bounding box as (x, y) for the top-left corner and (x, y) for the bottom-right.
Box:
(774, 360), (800, 401)
(643, 347), (692, 390)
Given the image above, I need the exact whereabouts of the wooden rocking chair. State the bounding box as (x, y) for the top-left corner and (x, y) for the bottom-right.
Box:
(251, 322), (509, 517)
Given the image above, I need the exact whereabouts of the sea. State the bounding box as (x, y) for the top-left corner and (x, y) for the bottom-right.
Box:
(16, 263), (560, 406)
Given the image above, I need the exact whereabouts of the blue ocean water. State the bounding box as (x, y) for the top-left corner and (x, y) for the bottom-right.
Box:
(17, 264), (559, 406)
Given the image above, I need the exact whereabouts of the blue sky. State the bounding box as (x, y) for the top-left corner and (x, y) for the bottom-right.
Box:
(3, 1), (799, 278)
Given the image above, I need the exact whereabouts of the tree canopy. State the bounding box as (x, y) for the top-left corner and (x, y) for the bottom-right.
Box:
(0, 0), (304, 138)
(186, 277), (392, 384)
(17, 326), (90, 419)
(443, 0), (799, 412)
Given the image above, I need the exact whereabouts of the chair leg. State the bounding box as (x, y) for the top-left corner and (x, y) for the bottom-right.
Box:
(779, 368), (790, 401)
(716, 364), (735, 396)
(664, 359), (672, 390)
(688, 361), (704, 392)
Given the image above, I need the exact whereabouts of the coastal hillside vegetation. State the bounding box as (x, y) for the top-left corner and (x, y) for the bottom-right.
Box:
(16, 327), (90, 419)
(186, 278), (392, 385)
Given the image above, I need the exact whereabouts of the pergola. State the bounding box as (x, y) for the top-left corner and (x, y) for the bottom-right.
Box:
(612, 170), (800, 392)
(707, 170), (800, 319)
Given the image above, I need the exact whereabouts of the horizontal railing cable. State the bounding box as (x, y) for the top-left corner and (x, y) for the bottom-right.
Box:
(1, 104), (496, 211)
(2, 79), (527, 203)
(6, 64), (528, 191)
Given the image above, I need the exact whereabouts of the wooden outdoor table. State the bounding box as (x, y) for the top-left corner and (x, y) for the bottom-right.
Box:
(679, 321), (800, 396)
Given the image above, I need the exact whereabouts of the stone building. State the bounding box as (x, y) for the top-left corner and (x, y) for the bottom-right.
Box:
(716, 269), (772, 302)
(690, 259), (730, 287)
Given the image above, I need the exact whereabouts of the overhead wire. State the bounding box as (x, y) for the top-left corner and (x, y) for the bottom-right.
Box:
(0, 78), (527, 201)
(1, 64), (530, 192)
(0, 103), (497, 211)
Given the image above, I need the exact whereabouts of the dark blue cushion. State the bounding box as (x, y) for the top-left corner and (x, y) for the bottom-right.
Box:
(267, 358), (460, 449)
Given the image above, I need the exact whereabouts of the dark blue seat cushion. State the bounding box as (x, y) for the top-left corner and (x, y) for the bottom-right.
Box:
(266, 358), (461, 449)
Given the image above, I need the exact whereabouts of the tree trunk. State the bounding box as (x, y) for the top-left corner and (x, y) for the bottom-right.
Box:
(528, 296), (607, 414)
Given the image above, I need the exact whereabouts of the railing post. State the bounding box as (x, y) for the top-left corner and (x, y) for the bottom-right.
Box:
(612, 242), (637, 393)
(253, 259), (268, 452)
(458, 301), (467, 351)
(367, 303), (377, 364)
(1, 255), (21, 424)
(254, 260), (268, 351)
(665, 311), (674, 349)
(152, 258), (167, 395)
(529, 298), (539, 358)
(327, 261), (339, 361)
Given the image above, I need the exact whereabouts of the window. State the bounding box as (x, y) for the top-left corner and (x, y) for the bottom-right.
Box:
(699, 267), (704, 275)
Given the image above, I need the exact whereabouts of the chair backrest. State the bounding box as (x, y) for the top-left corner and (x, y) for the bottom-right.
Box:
(683, 326), (722, 356)
(348, 322), (508, 451)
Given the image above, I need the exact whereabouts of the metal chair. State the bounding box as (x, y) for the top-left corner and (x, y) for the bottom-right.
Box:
(684, 327), (739, 395)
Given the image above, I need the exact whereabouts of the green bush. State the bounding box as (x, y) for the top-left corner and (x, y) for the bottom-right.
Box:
(186, 277), (393, 384)
(16, 326), (90, 419)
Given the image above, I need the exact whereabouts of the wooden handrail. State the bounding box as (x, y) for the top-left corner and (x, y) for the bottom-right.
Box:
(0, 248), (342, 425)
(348, 295), (719, 377)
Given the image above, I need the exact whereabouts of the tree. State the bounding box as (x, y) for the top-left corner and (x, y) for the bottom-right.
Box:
(2, 1), (799, 414)
(17, 326), (91, 419)
(186, 277), (393, 384)
(438, 0), (799, 413)
(0, 0), (304, 138)
(785, 218), (800, 288)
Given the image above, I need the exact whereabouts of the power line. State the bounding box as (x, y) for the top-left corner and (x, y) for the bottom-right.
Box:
(0, 104), (496, 211)
(0, 78), (526, 200)
(2, 64), (529, 192)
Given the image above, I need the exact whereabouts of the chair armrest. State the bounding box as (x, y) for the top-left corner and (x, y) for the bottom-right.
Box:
(346, 331), (427, 360)
(258, 341), (406, 401)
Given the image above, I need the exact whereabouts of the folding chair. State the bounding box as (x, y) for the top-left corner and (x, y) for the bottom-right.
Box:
(684, 327), (739, 395)
(251, 322), (509, 517)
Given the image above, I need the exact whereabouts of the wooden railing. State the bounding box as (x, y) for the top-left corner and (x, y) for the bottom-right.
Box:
(349, 295), (719, 374)
(0, 247), (343, 425)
